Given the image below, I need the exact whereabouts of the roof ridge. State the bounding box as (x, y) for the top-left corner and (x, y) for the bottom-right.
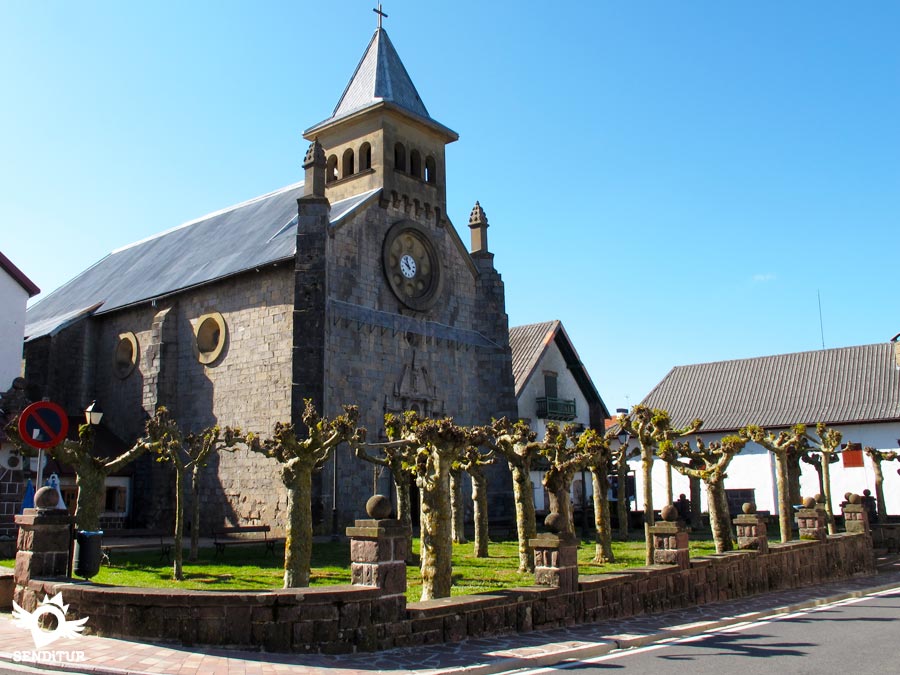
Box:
(111, 181), (305, 254)
(672, 342), (890, 370)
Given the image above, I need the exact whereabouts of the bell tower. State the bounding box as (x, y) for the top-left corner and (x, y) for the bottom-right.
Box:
(302, 18), (458, 227)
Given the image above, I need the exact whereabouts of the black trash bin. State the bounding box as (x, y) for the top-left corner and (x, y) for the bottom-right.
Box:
(73, 530), (104, 579)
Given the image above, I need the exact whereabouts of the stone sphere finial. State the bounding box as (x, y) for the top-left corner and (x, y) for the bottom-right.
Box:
(742, 502), (757, 515)
(814, 493), (824, 504)
(802, 496), (817, 509)
(849, 493), (862, 505)
(365, 494), (393, 519)
(34, 486), (60, 511)
(544, 512), (566, 534)
(863, 489), (871, 497)
(660, 504), (678, 522)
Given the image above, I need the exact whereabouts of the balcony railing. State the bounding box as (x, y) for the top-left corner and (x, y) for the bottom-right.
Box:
(536, 396), (577, 421)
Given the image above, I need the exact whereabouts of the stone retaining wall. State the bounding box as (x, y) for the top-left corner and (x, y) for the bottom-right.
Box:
(872, 523), (900, 553)
(17, 533), (874, 654)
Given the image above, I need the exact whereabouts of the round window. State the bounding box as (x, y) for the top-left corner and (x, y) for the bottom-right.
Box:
(113, 332), (139, 379)
(195, 312), (227, 365)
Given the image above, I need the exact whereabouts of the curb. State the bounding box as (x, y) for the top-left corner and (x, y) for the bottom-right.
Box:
(425, 576), (900, 675)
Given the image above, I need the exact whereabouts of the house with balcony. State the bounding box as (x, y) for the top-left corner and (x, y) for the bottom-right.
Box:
(509, 320), (609, 513)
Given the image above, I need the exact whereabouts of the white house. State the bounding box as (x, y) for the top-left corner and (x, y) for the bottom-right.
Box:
(0, 251), (39, 390)
(509, 320), (610, 513)
(0, 251), (39, 538)
(632, 341), (900, 518)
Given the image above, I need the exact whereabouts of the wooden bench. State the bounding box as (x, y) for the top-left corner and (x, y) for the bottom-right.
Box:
(101, 529), (172, 564)
(213, 525), (281, 557)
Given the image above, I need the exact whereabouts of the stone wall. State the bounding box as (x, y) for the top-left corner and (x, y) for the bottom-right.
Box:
(17, 532), (874, 654)
(872, 523), (900, 553)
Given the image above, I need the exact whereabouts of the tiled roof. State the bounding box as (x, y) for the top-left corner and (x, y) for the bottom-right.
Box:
(641, 343), (900, 431)
(25, 185), (380, 340)
(509, 320), (609, 422)
(509, 321), (558, 393)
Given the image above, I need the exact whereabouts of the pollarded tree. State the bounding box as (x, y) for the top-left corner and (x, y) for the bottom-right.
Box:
(7, 414), (160, 531)
(660, 434), (747, 553)
(580, 427), (617, 563)
(386, 412), (485, 600)
(540, 423), (592, 538)
(486, 417), (542, 573)
(863, 446), (898, 522)
(458, 444), (495, 558)
(807, 422), (843, 534)
(618, 406), (702, 564)
(450, 467), (467, 544)
(147, 408), (246, 579)
(353, 422), (418, 560)
(249, 400), (365, 588)
(745, 424), (808, 542)
(613, 435), (639, 539)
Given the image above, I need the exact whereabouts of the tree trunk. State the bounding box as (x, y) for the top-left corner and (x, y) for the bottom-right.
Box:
(190, 464), (202, 561)
(774, 452), (793, 542)
(471, 472), (489, 558)
(664, 463), (673, 506)
(707, 481), (733, 553)
(419, 452), (453, 600)
(616, 456), (629, 539)
(73, 463), (107, 532)
(689, 475), (703, 530)
(450, 468), (467, 544)
(510, 464), (537, 573)
(590, 467), (614, 563)
(787, 454), (802, 509)
(821, 453), (835, 534)
(642, 448), (655, 565)
(173, 466), (185, 580)
(393, 469), (414, 563)
(872, 459), (888, 521)
(283, 464), (313, 588)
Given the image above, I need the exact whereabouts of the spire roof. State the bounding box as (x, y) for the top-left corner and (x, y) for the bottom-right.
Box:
(305, 28), (457, 140)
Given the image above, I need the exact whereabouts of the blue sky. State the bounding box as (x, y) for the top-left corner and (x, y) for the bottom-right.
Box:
(2, 1), (898, 413)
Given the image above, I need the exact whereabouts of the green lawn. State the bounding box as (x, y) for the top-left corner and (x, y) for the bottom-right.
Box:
(1, 536), (720, 603)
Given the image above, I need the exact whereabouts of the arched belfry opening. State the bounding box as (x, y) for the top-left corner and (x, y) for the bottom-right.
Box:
(394, 142), (407, 172)
(342, 148), (355, 178)
(326, 155), (338, 183)
(360, 142), (372, 171)
(410, 149), (422, 179)
(425, 156), (436, 184)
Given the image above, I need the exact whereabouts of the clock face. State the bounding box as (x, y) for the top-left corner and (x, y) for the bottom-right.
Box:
(383, 220), (442, 311)
(400, 254), (417, 278)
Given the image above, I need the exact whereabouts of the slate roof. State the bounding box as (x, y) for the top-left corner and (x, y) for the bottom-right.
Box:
(24, 184), (380, 340)
(641, 343), (900, 431)
(305, 28), (458, 141)
(509, 320), (609, 421)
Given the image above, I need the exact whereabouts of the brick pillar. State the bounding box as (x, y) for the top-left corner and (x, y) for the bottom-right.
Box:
(346, 516), (408, 598)
(530, 533), (579, 593)
(796, 497), (827, 541)
(13, 487), (73, 609)
(734, 513), (769, 554)
(650, 520), (691, 568)
(842, 494), (870, 535)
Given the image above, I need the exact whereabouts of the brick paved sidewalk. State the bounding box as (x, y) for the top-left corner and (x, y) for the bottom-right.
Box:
(2, 556), (898, 675)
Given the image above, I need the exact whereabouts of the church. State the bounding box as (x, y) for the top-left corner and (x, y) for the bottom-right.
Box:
(21, 22), (518, 532)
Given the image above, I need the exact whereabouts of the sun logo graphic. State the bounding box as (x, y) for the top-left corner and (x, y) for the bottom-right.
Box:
(11, 592), (89, 648)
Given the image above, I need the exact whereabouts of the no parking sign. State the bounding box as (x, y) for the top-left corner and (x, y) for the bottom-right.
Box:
(17, 401), (70, 449)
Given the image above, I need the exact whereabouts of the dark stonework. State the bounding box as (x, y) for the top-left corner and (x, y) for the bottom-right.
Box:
(13, 506), (73, 609)
(347, 518), (409, 598)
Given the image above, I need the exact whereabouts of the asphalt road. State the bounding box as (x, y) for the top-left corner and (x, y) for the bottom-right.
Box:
(511, 586), (900, 675)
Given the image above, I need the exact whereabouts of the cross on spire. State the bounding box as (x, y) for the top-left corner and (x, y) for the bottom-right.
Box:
(373, 3), (388, 29)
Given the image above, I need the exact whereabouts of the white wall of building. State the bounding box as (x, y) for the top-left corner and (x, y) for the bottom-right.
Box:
(518, 340), (595, 513)
(0, 268), (29, 389)
(628, 421), (900, 517)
